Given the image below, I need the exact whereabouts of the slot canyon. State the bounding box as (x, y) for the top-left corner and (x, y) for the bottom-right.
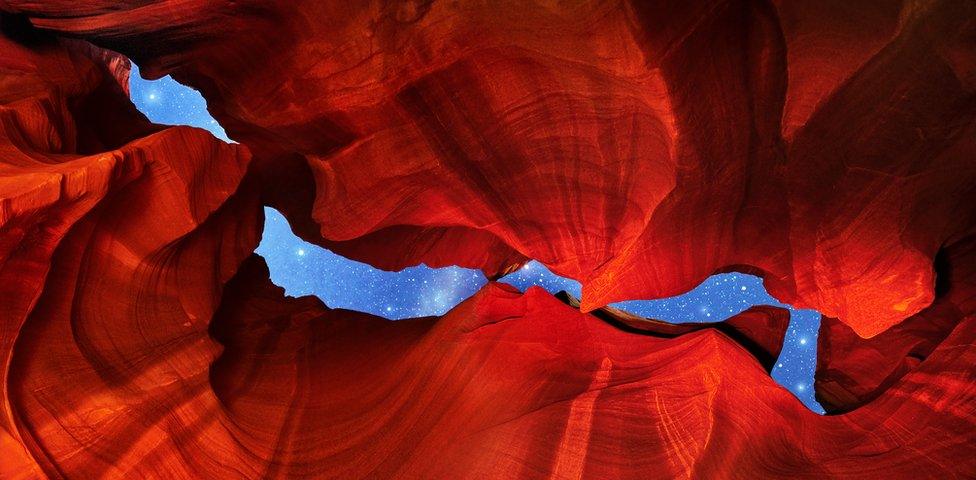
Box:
(0, 1), (974, 478)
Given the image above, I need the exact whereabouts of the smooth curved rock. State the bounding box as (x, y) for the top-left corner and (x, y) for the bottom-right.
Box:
(0, 1), (974, 478)
(81, 255), (976, 478)
(4, 0), (973, 336)
(0, 25), (255, 477)
(816, 234), (976, 412)
(556, 291), (791, 372)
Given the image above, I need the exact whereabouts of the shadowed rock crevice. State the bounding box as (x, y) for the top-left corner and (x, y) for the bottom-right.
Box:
(554, 291), (790, 372)
(815, 234), (976, 413)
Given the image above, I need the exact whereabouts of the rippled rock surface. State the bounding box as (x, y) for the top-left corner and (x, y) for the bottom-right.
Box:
(0, 1), (973, 478)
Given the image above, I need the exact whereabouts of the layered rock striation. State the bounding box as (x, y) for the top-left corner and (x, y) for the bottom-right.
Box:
(0, 1), (974, 478)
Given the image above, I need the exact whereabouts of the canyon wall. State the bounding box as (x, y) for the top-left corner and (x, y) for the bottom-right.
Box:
(0, 1), (973, 478)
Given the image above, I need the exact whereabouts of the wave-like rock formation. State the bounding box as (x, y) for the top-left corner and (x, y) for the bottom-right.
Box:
(555, 291), (791, 372)
(0, 1), (974, 478)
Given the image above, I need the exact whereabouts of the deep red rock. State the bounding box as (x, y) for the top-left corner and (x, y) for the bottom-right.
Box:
(557, 292), (791, 372)
(816, 234), (976, 413)
(70, 255), (974, 478)
(0, 1), (974, 478)
(5, 0), (973, 336)
(0, 27), (254, 477)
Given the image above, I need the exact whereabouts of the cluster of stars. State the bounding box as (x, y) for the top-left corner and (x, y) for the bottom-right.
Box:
(130, 67), (825, 414)
(258, 209), (486, 318)
(130, 64), (229, 142)
(256, 208), (824, 413)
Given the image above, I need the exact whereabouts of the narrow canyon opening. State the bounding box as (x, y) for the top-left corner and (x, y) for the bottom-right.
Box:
(130, 62), (825, 413)
(6, 4), (974, 477)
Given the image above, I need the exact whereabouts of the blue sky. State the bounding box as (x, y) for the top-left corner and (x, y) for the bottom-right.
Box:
(130, 65), (825, 413)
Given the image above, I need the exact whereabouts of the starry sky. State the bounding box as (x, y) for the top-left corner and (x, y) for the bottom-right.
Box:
(130, 65), (825, 414)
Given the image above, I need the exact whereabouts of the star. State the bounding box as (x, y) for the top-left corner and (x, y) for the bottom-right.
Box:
(131, 67), (827, 415)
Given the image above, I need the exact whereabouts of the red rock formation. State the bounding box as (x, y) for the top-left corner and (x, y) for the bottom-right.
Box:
(0, 1), (974, 478)
(39, 254), (966, 479)
(0, 24), (255, 477)
(557, 292), (791, 372)
(5, 0), (973, 337)
(816, 234), (976, 413)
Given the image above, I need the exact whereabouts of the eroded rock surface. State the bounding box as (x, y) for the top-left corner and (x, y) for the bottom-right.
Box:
(0, 1), (974, 478)
(5, 0), (974, 336)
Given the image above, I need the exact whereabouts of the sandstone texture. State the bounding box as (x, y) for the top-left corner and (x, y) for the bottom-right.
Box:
(0, 1), (973, 478)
